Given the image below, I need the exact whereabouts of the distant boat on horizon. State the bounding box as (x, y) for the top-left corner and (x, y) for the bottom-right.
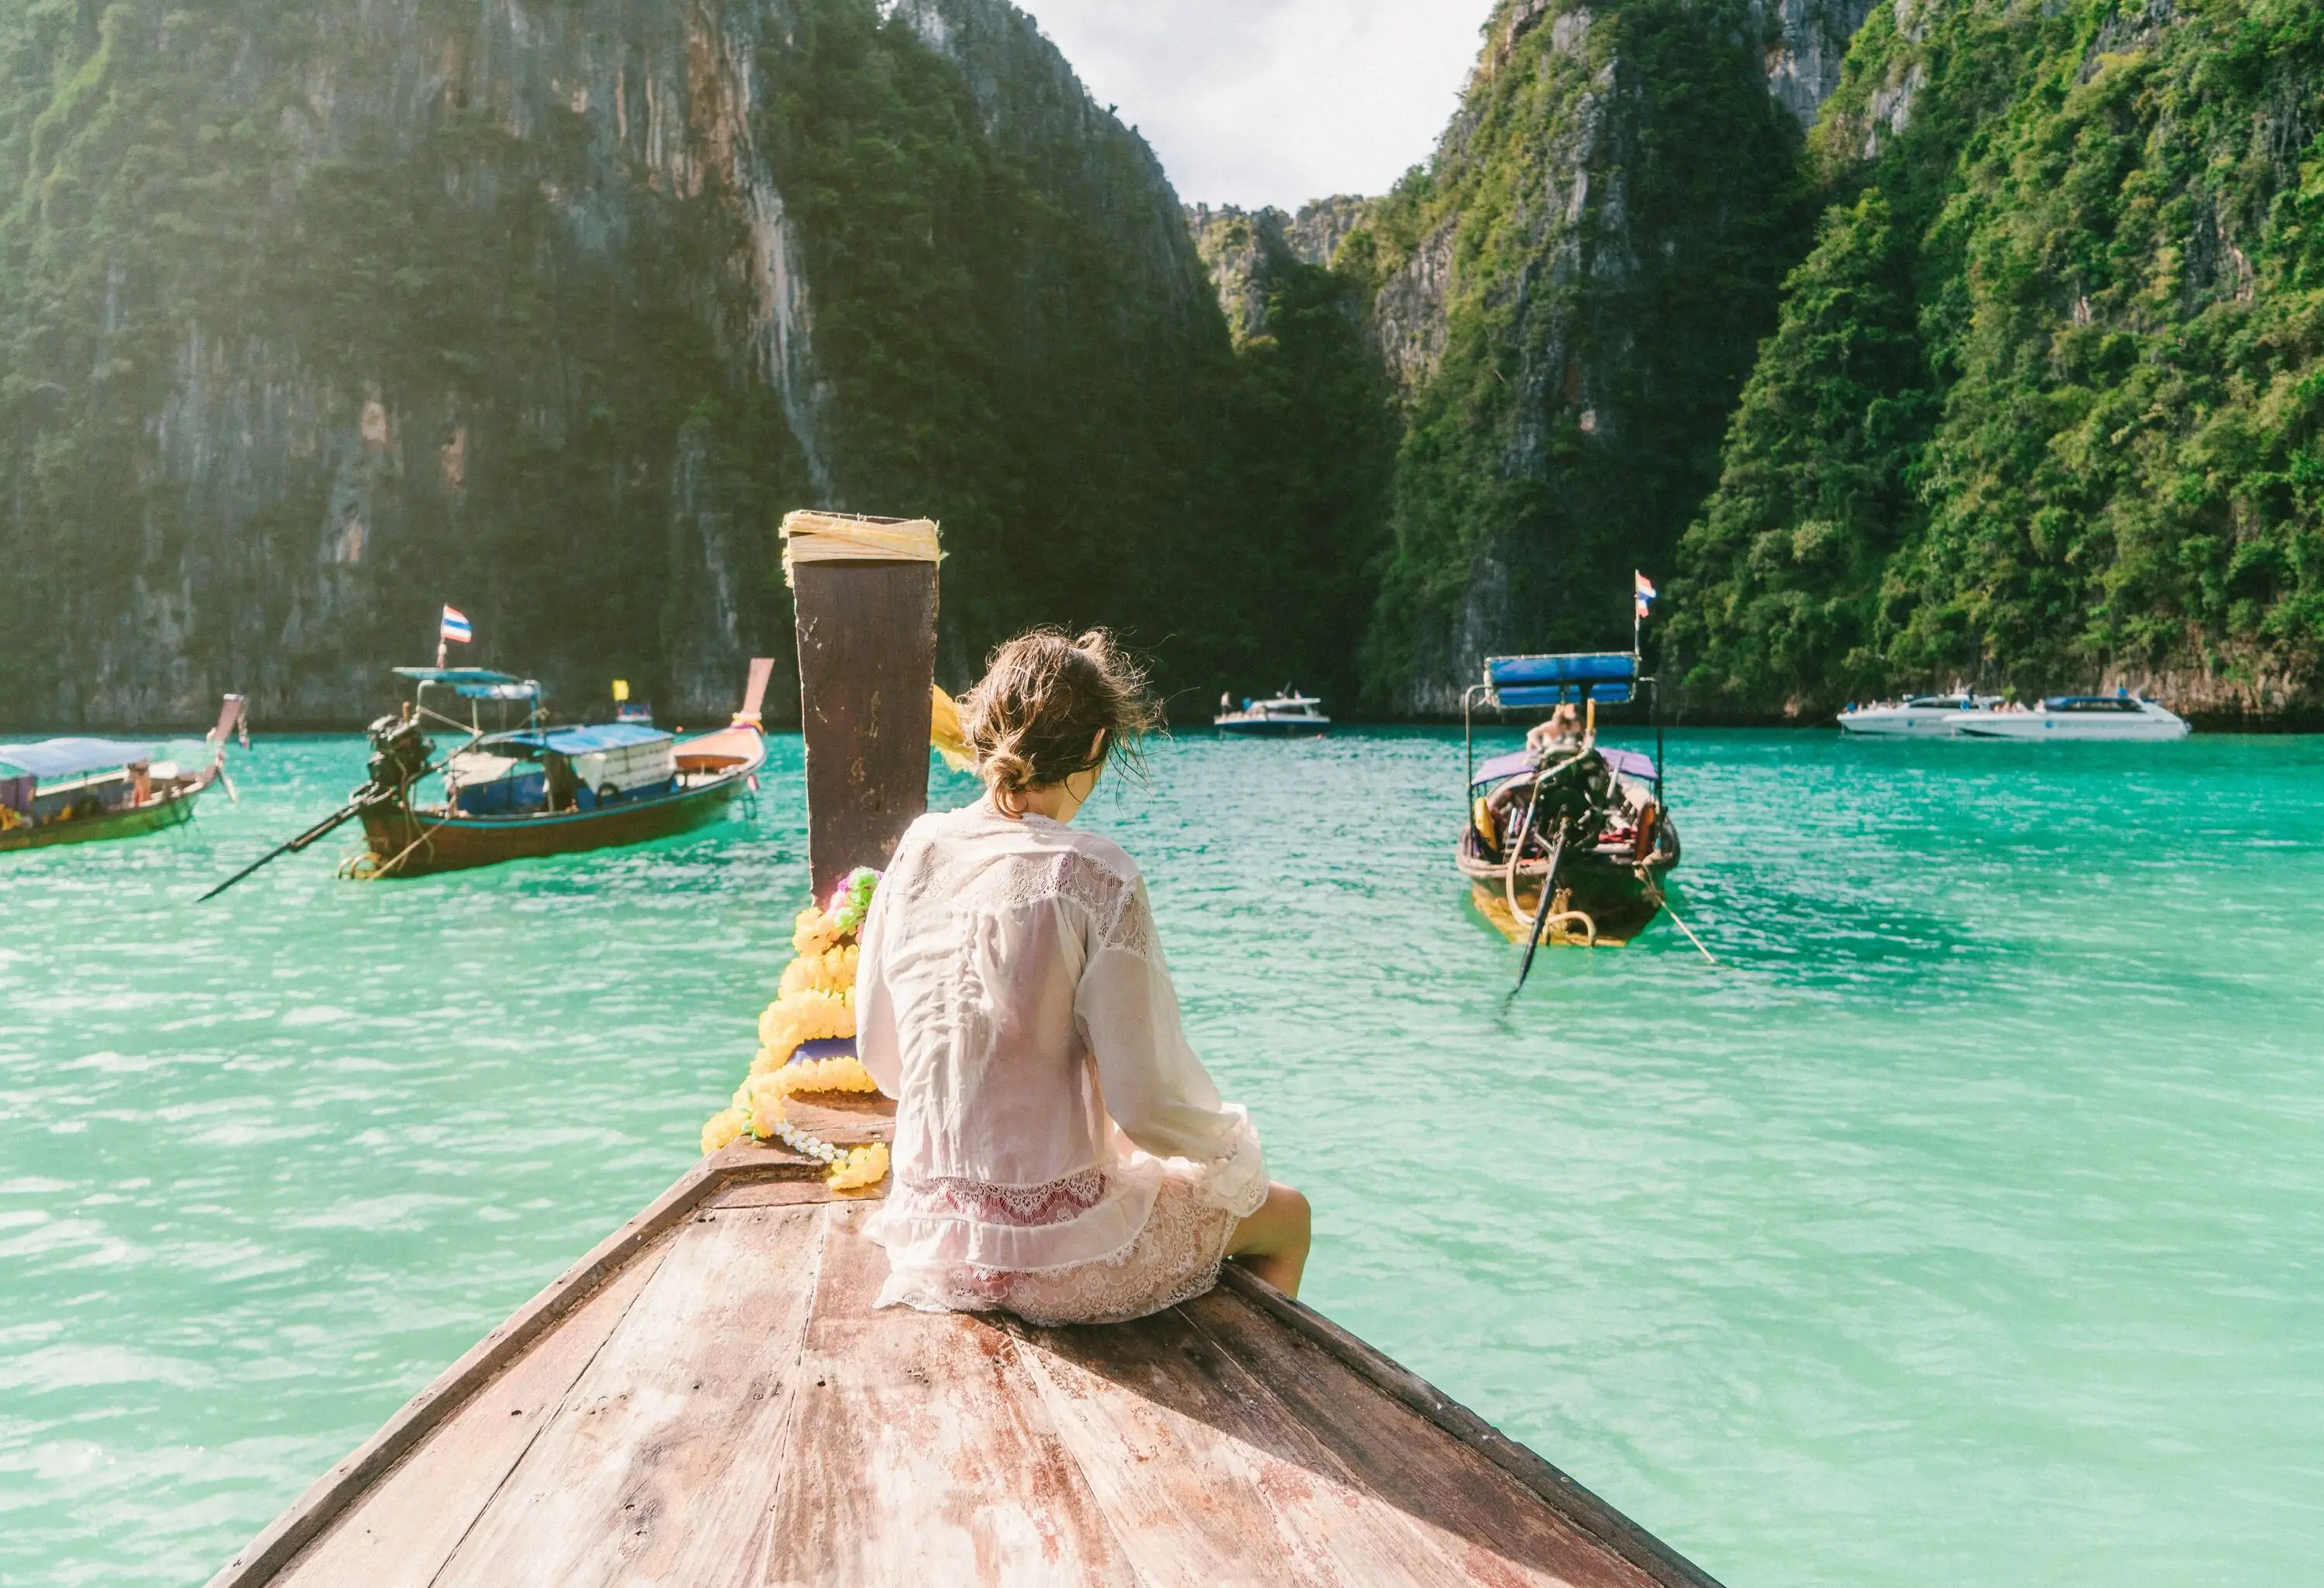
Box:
(1840, 688), (2189, 741)
(1838, 688), (2003, 735)
(1214, 689), (1330, 737)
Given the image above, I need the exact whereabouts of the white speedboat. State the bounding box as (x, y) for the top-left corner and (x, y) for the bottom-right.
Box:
(1838, 690), (2003, 735)
(1215, 690), (1330, 737)
(1953, 693), (2190, 741)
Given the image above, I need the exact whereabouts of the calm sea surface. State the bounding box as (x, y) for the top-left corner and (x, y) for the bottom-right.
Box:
(2, 729), (2319, 1586)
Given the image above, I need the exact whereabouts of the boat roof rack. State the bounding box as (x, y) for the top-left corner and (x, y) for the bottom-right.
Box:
(392, 667), (541, 701)
(1481, 651), (1637, 707)
(0, 737), (155, 780)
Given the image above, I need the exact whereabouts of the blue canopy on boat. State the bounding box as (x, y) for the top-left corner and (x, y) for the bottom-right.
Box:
(0, 737), (153, 780)
(1485, 652), (1636, 706)
(391, 667), (541, 701)
(489, 723), (673, 755)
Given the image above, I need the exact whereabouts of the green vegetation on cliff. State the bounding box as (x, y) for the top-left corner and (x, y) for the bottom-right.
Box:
(771, 1), (1392, 708)
(0, 0), (1387, 725)
(1341, 0), (1812, 710)
(1673, 0), (2324, 716)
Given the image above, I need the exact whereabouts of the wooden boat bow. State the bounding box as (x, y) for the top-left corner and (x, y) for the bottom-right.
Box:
(208, 1098), (1720, 1588)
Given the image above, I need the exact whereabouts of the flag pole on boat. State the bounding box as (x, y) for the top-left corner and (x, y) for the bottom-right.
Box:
(437, 603), (473, 670)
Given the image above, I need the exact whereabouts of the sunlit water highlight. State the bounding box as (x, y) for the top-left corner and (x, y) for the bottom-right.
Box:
(2, 730), (2320, 1586)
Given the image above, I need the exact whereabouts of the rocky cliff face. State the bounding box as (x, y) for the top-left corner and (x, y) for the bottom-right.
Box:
(1329, 0), (1864, 712)
(0, 0), (1226, 728)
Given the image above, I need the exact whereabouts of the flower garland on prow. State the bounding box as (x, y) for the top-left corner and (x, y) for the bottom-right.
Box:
(700, 867), (890, 1191)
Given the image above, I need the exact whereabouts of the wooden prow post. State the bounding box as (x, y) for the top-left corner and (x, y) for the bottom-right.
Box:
(782, 512), (940, 902)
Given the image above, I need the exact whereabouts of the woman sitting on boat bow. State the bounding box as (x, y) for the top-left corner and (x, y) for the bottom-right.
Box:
(856, 629), (1311, 1324)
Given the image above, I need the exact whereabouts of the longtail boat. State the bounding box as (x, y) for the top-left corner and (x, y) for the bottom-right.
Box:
(205, 1128), (1720, 1588)
(1459, 651), (1681, 945)
(0, 696), (245, 855)
(206, 510), (1722, 1587)
(342, 659), (772, 879)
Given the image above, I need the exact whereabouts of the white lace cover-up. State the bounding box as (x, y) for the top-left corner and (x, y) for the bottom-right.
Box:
(857, 799), (1268, 1325)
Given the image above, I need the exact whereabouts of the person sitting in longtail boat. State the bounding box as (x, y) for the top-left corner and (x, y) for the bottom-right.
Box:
(855, 628), (1311, 1324)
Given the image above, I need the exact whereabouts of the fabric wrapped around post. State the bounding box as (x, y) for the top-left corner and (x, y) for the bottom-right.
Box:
(779, 512), (942, 586)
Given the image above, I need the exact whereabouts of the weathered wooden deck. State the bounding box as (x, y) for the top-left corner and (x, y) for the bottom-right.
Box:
(209, 1096), (1719, 1588)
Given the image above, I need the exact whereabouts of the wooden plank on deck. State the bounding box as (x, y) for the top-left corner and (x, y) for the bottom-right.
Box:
(207, 1157), (736, 1588)
(427, 1205), (829, 1588)
(1181, 1281), (1679, 1588)
(1011, 1304), (1511, 1586)
(270, 1243), (672, 1588)
(765, 1204), (1141, 1586)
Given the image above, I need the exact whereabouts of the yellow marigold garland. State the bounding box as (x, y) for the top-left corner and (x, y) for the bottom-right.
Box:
(700, 869), (889, 1191)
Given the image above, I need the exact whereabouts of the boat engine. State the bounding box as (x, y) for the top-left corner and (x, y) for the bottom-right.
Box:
(363, 715), (434, 799)
(1522, 750), (1618, 851)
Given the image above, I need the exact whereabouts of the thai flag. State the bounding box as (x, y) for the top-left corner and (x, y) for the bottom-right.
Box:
(440, 605), (473, 644)
(1634, 572), (1657, 619)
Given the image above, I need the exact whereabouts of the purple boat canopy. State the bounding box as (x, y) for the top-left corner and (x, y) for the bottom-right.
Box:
(1471, 746), (1657, 789)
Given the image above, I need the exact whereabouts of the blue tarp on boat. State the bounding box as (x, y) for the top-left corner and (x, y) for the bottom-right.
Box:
(0, 738), (154, 780)
(1485, 652), (1636, 706)
(489, 724), (673, 755)
(391, 667), (541, 701)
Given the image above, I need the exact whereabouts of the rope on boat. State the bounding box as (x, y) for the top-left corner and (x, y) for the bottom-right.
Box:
(1499, 748), (1597, 951)
(1659, 897), (1719, 967)
(1635, 865), (1719, 967)
(367, 810), (452, 881)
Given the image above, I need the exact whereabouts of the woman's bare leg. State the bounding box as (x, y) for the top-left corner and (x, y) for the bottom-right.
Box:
(1227, 1181), (1311, 1298)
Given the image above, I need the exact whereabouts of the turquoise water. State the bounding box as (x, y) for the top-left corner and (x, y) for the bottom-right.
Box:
(2, 729), (2320, 1586)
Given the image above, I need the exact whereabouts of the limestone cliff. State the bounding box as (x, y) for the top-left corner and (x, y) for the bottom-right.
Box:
(0, 0), (1232, 728)
(1329, 0), (1866, 711)
(1182, 1), (1879, 713)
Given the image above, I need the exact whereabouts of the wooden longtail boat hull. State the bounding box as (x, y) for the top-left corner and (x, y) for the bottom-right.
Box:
(0, 788), (200, 853)
(208, 1095), (1722, 1588)
(353, 768), (750, 878)
(1458, 819), (1682, 947)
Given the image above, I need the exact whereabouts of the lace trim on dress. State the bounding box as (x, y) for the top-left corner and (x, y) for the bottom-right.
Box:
(904, 1169), (1109, 1227)
(878, 1162), (1244, 1327)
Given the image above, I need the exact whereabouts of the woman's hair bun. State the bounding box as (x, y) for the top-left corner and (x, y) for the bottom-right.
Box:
(958, 629), (1162, 796)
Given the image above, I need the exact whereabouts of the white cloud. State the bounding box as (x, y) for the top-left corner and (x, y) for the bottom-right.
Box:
(1010, 0), (1497, 211)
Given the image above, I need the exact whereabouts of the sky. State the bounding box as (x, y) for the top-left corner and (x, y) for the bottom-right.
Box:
(1012, 0), (1500, 211)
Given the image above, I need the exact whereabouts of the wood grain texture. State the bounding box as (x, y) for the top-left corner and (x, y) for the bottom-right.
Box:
(782, 1091), (896, 1146)
(1181, 1283), (1669, 1588)
(1210, 1270), (1721, 1588)
(428, 1205), (829, 1588)
(792, 559), (937, 899)
(212, 1151), (1720, 1588)
(270, 1243), (671, 1588)
(1011, 1306), (1508, 1586)
(765, 1204), (1141, 1587)
(204, 1158), (732, 1588)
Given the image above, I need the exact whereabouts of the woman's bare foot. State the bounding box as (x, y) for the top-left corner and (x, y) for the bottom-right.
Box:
(1227, 1181), (1312, 1298)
